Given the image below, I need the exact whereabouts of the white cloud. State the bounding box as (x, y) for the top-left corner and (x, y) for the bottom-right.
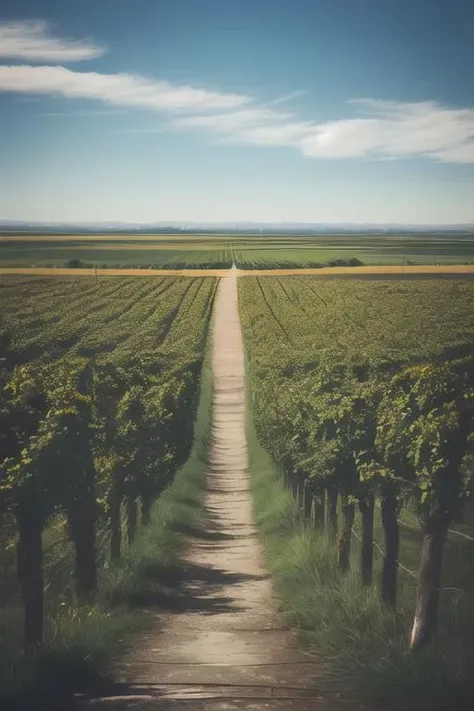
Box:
(340, 99), (474, 158)
(1, 51), (474, 164)
(0, 64), (251, 112)
(386, 109), (474, 155)
(175, 98), (474, 163)
(41, 108), (128, 117)
(268, 90), (306, 106)
(227, 121), (315, 147)
(0, 20), (105, 61)
(431, 142), (474, 164)
(299, 118), (388, 158)
(174, 107), (292, 132)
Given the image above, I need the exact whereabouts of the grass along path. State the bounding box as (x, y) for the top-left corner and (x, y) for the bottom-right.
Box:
(75, 271), (362, 710)
(0, 338), (213, 711)
(245, 417), (474, 711)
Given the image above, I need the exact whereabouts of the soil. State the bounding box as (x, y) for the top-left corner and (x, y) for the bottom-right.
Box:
(75, 269), (366, 710)
(1, 265), (474, 278)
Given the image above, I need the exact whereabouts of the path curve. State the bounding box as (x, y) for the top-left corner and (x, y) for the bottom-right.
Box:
(79, 271), (363, 710)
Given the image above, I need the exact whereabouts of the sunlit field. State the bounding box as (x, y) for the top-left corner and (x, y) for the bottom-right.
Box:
(1, 233), (474, 268)
(240, 276), (474, 708)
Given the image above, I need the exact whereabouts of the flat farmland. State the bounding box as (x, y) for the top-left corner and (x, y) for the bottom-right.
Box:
(0, 238), (233, 269)
(2, 269), (474, 710)
(0, 274), (217, 368)
(232, 233), (474, 267)
(239, 275), (474, 705)
(1, 232), (474, 269)
(239, 276), (474, 370)
(0, 273), (218, 700)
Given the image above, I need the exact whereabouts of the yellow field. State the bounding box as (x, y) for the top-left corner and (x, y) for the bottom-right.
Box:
(237, 264), (474, 276)
(1, 265), (474, 278)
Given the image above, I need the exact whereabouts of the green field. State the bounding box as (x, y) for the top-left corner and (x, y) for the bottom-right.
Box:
(0, 275), (216, 704)
(239, 276), (474, 708)
(0, 275), (216, 366)
(0, 242), (233, 269)
(239, 276), (474, 367)
(234, 234), (474, 267)
(1, 233), (474, 268)
(2, 271), (474, 709)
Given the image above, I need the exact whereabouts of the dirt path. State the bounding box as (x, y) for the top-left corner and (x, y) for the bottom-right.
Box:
(79, 270), (362, 710)
(1, 265), (474, 278)
(237, 264), (474, 276)
(0, 267), (231, 277)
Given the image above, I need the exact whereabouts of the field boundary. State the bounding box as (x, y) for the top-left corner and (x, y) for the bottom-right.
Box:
(2, 265), (474, 278)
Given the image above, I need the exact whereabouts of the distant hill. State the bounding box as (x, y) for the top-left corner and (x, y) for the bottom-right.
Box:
(1, 220), (474, 235)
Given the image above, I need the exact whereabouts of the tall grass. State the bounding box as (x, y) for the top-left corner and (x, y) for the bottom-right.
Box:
(0, 338), (213, 710)
(245, 411), (474, 711)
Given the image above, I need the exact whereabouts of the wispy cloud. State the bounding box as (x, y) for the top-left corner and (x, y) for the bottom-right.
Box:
(114, 125), (172, 135)
(174, 107), (293, 132)
(40, 108), (129, 117)
(0, 20), (106, 61)
(173, 98), (474, 163)
(268, 90), (306, 106)
(1, 53), (474, 163)
(430, 143), (474, 164)
(223, 121), (316, 147)
(0, 65), (251, 112)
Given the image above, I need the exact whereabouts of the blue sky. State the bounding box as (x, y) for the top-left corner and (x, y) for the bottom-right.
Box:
(1, 0), (474, 224)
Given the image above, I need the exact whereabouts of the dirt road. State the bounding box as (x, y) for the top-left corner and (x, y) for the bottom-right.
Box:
(237, 264), (474, 276)
(0, 267), (231, 277)
(78, 269), (361, 710)
(1, 264), (474, 278)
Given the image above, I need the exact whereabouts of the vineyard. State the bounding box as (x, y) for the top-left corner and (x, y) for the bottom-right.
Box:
(1, 270), (474, 709)
(239, 276), (474, 703)
(0, 275), (216, 690)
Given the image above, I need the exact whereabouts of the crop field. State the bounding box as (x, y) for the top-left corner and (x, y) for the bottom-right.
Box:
(1, 269), (474, 709)
(0, 241), (233, 269)
(239, 275), (474, 705)
(1, 232), (474, 269)
(233, 234), (474, 267)
(239, 277), (474, 367)
(0, 275), (216, 692)
(0, 275), (217, 367)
